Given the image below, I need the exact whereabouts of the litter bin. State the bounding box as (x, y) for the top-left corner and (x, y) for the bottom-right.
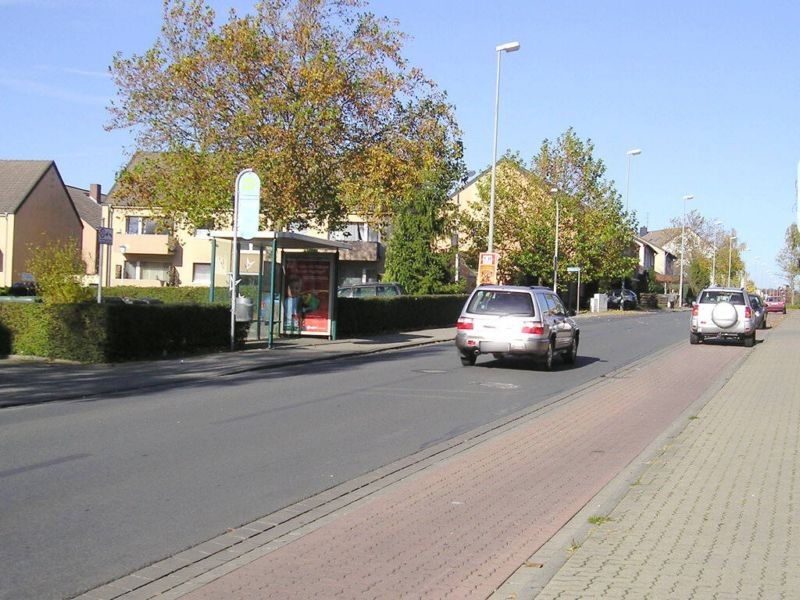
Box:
(234, 295), (254, 322)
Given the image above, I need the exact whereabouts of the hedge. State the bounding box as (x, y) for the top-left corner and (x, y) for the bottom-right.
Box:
(336, 295), (467, 337)
(0, 302), (247, 362)
(0, 292), (467, 362)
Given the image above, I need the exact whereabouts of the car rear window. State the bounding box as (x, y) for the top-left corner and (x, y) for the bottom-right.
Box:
(466, 290), (535, 316)
(766, 296), (781, 302)
(699, 291), (745, 305)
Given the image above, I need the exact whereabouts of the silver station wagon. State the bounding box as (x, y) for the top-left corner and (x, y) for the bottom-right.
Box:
(455, 285), (580, 370)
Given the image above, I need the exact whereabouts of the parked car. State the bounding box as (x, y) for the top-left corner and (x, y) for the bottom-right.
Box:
(607, 288), (638, 310)
(689, 287), (756, 347)
(337, 282), (405, 298)
(8, 281), (37, 296)
(764, 295), (787, 314)
(749, 295), (767, 330)
(455, 285), (579, 370)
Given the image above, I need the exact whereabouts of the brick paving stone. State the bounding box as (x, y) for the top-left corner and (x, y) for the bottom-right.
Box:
(537, 313), (800, 600)
(173, 333), (743, 599)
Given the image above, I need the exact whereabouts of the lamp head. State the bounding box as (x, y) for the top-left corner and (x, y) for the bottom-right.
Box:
(496, 41), (521, 53)
(683, 194), (694, 201)
(626, 148), (642, 156)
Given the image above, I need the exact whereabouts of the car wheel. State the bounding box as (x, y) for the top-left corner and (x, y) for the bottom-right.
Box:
(460, 352), (477, 366)
(542, 339), (555, 371)
(492, 353), (505, 360)
(563, 335), (578, 365)
(743, 334), (755, 348)
(689, 332), (700, 345)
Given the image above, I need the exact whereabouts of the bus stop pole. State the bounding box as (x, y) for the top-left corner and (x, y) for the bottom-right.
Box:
(267, 236), (278, 349)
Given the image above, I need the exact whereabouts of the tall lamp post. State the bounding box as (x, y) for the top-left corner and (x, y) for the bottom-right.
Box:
(624, 148), (642, 213)
(678, 194), (694, 305)
(710, 219), (723, 286)
(621, 148), (642, 310)
(551, 187), (559, 292)
(487, 41), (520, 253)
(727, 235), (736, 287)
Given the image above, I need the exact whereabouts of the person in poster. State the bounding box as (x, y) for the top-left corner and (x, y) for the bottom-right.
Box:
(284, 258), (331, 335)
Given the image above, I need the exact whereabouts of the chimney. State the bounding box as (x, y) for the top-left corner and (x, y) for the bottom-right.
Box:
(89, 183), (102, 203)
(639, 226), (648, 236)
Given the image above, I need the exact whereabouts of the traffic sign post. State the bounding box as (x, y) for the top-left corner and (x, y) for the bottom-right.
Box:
(567, 266), (581, 314)
(97, 227), (113, 303)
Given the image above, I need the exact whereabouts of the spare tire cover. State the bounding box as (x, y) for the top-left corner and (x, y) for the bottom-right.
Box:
(711, 301), (738, 329)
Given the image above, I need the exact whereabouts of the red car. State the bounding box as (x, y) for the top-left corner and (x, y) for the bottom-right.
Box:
(764, 296), (787, 314)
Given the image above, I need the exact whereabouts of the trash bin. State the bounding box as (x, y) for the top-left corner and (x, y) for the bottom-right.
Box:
(234, 295), (253, 322)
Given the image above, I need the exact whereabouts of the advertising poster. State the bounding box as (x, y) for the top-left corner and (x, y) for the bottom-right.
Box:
(478, 252), (500, 285)
(284, 256), (332, 336)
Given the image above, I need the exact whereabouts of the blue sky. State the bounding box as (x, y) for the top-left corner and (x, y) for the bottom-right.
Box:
(2, 0), (798, 288)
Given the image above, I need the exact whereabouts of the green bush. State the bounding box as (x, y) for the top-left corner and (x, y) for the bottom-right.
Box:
(0, 302), (247, 362)
(336, 295), (466, 337)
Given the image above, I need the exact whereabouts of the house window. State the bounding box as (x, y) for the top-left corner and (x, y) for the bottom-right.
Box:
(122, 260), (170, 281)
(329, 222), (379, 242)
(193, 263), (211, 283)
(126, 216), (159, 235)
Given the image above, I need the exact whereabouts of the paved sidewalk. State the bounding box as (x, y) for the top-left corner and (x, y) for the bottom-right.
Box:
(533, 311), (800, 599)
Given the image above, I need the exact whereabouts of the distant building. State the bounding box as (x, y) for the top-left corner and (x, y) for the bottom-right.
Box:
(0, 160), (83, 287)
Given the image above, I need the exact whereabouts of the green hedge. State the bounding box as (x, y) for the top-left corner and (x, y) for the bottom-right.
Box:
(336, 295), (467, 337)
(0, 303), (247, 362)
(0, 292), (466, 362)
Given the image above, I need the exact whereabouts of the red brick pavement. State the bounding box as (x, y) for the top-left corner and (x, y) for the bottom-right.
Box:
(182, 343), (743, 599)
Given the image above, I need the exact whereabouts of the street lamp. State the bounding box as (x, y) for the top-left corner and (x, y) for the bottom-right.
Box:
(678, 194), (694, 305)
(551, 187), (559, 292)
(710, 220), (723, 286)
(621, 148), (642, 311)
(487, 40), (520, 253)
(624, 148), (642, 213)
(727, 235), (736, 287)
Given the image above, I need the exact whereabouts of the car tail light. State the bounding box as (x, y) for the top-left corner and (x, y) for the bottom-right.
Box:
(522, 321), (544, 335)
(745, 307), (752, 319)
(457, 317), (474, 330)
(692, 305), (698, 317)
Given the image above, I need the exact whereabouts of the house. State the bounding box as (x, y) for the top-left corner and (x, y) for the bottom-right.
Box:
(101, 154), (366, 290)
(66, 183), (105, 277)
(634, 231), (677, 289)
(0, 160), (84, 287)
(640, 226), (709, 288)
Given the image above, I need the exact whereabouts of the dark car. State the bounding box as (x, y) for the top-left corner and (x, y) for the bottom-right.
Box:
(749, 295), (767, 330)
(337, 282), (405, 298)
(9, 281), (37, 296)
(607, 289), (638, 310)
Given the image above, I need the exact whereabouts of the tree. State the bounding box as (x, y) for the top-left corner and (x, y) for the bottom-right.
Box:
(460, 129), (637, 291)
(776, 223), (800, 299)
(26, 240), (92, 304)
(107, 0), (462, 233)
(382, 171), (453, 294)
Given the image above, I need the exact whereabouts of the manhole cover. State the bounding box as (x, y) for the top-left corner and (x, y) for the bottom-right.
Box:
(478, 382), (519, 390)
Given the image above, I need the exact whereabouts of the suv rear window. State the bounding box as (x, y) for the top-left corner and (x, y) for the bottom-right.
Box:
(698, 291), (745, 305)
(467, 290), (535, 316)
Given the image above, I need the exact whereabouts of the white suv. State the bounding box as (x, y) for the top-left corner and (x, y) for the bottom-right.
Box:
(689, 287), (756, 347)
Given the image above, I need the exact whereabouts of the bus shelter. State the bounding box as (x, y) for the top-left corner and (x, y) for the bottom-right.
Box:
(208, 230), (350, 347)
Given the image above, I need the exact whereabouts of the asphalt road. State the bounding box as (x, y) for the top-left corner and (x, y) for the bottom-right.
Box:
(0, 310), (688, 600)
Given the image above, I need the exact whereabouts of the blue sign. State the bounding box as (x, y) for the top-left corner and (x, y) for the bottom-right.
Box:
(236, 170), (261, 239)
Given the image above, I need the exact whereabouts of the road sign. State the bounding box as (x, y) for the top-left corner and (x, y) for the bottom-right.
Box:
(236, 170), (261, 240)
(98, 227), (113, 245)
(567, 266), (580, 273)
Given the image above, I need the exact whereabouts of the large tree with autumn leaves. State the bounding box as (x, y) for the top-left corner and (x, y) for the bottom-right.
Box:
(106, 0), (462, 233)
